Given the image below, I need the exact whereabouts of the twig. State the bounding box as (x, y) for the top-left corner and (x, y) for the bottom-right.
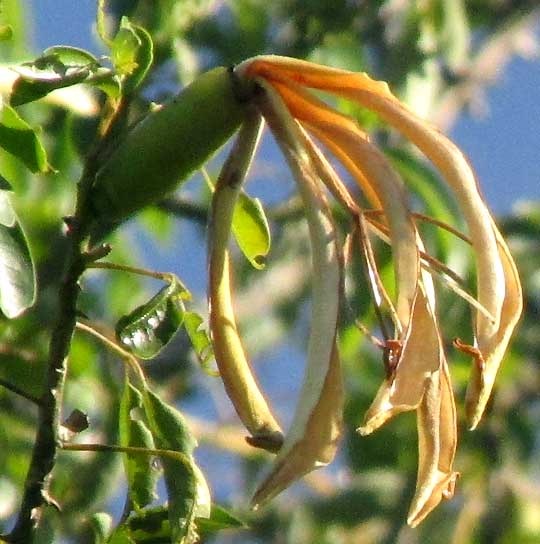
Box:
(157, 196), (210, 224)
(61, 442), (191, 467)
(75, 319), (147, 387)
(0, 377), (43, 406)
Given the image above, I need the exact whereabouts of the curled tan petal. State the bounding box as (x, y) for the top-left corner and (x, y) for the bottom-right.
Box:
(465, 226), (523, 429)
(408, 361), (459, 527)
(268, 78), (380, 207)
(252, 343), (343, 507)
(209, 112), (283, 450)
(251, 81), (343, 507)
(358, 287), (442, 435)
(238, 56), (502, 335)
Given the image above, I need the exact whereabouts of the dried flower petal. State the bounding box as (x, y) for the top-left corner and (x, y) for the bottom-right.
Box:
(358, 287), (442, 435)
(251, 81), (343, 506)
(464, 228), (522, 429)
(408, 360), (459, 527)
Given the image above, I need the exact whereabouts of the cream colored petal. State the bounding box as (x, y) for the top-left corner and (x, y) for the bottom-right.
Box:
(319, 83), (514, 391)
(304, 119), (418, 330)
(251, 81), (343, 506)
(208, 113), (283, 450)
(239, 61), (419, 328)
(296, 126), (400, 329)
(312, 73), (521, 429)
(408, 360), (459, 527)
(252, 343), (343, 507)
(465, 225), (523, 429)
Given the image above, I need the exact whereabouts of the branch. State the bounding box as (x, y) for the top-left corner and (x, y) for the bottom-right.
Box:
(4, 97), (132, 543)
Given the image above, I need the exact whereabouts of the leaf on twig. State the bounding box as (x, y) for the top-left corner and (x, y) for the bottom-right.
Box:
(116, 278), (188, 359)
(119, 381), (159, 509)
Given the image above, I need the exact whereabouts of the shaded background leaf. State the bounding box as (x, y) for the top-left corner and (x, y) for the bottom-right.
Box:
(0, 104), (48, 172)
(232, 191), (271, 269)
(0, 190), (35, 317)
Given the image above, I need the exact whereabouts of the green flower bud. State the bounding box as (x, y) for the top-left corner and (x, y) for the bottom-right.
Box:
(90, 67), (246, 229)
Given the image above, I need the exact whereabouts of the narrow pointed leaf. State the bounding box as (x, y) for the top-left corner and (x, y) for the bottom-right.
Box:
(0, 191), (36, 317)
(142, 388), (210, 543)
(196, 504), (246, 533)
(0, 104), (48, 172)
(182, 311), (215, 372)
(232, 191), (271, 270)
(116, 278), (187, 359)
(119, 381), (158, 509)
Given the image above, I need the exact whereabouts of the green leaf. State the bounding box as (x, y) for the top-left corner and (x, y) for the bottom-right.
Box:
(119, 381), (159, 509)
(43, 45), (99, 66)
(142, 387), (196, 455)
(183, 311), (215, 370)
(232, 191), (271, 270)
(125, 506), (170, 542)
(91, 512), (113, 544)
(9, 50), (97, 106)
(107, 526), (134, 544)
(97, 0), (112, 47)
(0, 24), (13, 41)
(0, 104), (49, 172)
(0, 191), (36, 317)
(8, 46), (117, 105)
(197, 504), (247, 533)
(111, 17), (153, 94)
(115, 278), (187, 359)
(142, 388), (210, 543)
(108, 503), (241, 543)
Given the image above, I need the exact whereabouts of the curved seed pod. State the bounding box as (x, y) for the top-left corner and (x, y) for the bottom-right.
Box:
(91, 67), (247, 227)
(251, 80), (343, 507)
(208, 111), (283, 452)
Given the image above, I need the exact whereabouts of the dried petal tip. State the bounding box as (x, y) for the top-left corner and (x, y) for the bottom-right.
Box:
(407, 471), (460, 527)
